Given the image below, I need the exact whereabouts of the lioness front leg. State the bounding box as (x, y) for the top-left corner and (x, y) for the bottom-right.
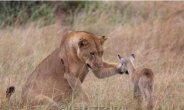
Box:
(64, 73), (90, 104)
(92, 61), (122, 78)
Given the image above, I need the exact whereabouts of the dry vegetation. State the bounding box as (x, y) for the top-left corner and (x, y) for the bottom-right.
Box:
(0, 1), (184, 110)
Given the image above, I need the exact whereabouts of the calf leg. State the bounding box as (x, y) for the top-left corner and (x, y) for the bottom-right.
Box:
(133, 84), (142, 109)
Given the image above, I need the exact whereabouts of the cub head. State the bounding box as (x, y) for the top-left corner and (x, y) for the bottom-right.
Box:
(118, 54), (135, 74)
(77, 33), (107, 70)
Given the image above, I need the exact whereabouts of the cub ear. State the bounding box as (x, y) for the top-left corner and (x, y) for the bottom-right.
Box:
(100, 36), (108, 45)
(129, 54), (135, 62)
(78, 38), (89, 48)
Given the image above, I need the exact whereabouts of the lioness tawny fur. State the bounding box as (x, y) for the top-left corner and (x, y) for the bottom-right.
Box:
(11, 31), (123, 108)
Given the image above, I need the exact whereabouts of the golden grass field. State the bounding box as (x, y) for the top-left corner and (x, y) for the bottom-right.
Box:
(0, 1), (184, 110)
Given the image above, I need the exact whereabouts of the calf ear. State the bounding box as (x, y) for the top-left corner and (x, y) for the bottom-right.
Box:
(78, 38), (89, 48)
(118, 55), (122, 59)
(129, 54), (135, 62)
(118, 55), (126, 63)
(100, 36), (108, 45)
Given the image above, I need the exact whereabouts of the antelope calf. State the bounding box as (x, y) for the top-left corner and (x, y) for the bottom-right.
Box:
(118, 54), (154, 109)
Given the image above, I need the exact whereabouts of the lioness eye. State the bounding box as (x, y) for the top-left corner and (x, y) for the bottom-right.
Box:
(91, 52), (95, 57)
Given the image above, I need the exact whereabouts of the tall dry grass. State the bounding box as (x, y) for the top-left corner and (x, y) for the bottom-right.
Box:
(0, 1), (184, 110)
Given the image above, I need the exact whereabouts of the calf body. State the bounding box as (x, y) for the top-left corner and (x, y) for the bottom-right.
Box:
(118, 54), (154, 109)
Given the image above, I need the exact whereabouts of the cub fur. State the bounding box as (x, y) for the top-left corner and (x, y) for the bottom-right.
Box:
(118, 54), (154, 109)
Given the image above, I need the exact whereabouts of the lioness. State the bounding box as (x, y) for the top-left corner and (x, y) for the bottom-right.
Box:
(16, 31), (123, 107)
(118, 54), (154, 109)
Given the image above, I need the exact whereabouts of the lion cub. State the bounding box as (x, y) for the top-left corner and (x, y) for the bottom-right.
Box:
(118, 54), (154, 109)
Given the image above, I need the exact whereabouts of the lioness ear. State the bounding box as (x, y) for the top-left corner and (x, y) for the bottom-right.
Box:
(129, 54), (135, 62)
(100, 36), (108, 45)
(78, 38), (89, 48)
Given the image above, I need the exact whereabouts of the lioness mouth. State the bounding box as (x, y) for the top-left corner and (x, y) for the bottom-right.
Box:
(87, 64), (92, 69)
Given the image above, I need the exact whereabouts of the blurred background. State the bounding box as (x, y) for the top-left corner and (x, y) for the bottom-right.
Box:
(0, 1), (184, 110)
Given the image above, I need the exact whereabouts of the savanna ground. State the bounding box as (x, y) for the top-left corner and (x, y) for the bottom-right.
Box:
(0, 1), (184, 110)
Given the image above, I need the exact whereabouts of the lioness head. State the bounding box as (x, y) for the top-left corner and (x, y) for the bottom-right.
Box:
(118, 54), (135, 74)
(77, 32), (107, 70)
